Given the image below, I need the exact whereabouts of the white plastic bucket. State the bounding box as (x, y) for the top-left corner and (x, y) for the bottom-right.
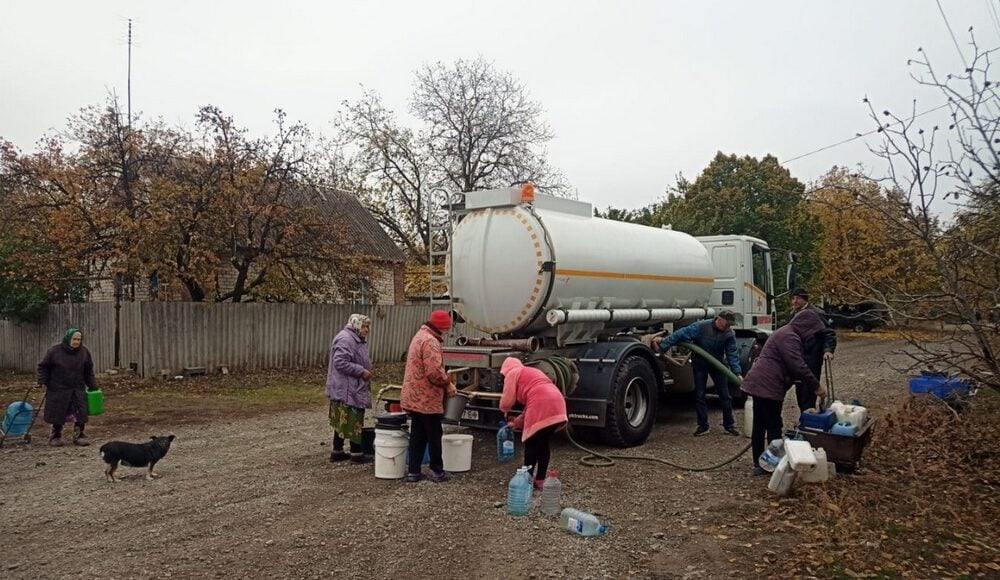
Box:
(374, 428), (409, 479)
(441, 433), (473, 472)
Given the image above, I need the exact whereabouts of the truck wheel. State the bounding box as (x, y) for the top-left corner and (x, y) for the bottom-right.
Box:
(602, 355), (658, 447)
(853, 322), (870, 333)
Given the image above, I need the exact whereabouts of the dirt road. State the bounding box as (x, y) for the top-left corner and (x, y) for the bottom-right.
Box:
(0, 335), (910, 579)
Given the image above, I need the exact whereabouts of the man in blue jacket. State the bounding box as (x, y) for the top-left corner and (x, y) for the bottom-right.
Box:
(653, 311), (742, 436)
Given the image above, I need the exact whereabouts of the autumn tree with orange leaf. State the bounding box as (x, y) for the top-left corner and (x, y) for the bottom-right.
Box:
(808, 167), (936, 304)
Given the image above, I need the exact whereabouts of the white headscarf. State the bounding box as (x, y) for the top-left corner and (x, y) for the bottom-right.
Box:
(348, 313), (371, 332)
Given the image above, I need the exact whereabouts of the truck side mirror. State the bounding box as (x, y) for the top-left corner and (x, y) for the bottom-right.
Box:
(785, 252), (797, 292)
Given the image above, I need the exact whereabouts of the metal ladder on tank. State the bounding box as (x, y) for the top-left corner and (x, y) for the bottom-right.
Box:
(427, 188), (459, 342)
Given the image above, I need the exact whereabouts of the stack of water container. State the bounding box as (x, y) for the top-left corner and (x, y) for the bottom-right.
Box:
(500, 425), (608, 536)
(800, 400), (869, 436)
(760, 438), (837, 496)
(827, 401), (869, 436)
(794, 399), (875, 471)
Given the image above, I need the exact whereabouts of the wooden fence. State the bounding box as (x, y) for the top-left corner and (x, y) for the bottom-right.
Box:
(0, 303), (484, 377)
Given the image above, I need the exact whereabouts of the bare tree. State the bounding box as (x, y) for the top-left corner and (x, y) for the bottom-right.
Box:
(196, 107), (365, 303)
(413, 58), (562, 193)
(333, 58), (566, 264)
(333, 92), (434, 264)
(853, 31), (999, 393)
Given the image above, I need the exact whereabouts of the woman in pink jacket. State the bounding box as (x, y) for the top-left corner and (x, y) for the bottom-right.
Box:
(499, 357), (568, 489)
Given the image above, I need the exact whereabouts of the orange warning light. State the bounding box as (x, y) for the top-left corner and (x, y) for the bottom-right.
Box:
(520, 182), (536, 203)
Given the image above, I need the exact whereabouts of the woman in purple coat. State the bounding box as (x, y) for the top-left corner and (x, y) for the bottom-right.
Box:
(740, 308), (828, 475)
(325, 314), (373, 464)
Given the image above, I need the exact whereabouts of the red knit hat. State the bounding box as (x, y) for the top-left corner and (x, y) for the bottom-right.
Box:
(429, 310), (452, 330)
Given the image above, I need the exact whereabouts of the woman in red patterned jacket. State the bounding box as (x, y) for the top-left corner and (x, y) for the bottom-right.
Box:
(401, 310), (457, 483)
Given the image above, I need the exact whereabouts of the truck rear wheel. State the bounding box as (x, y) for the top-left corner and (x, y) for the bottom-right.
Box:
(602, 355), (658, 447)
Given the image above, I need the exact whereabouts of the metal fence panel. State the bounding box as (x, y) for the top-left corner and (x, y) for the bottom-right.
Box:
(1, 303), (487, 377)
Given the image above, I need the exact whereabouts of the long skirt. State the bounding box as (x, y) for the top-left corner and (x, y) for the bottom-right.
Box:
(328, 400), (364, 444)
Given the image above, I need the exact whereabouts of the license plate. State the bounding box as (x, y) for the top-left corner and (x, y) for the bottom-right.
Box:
(461, 409), (479, 421)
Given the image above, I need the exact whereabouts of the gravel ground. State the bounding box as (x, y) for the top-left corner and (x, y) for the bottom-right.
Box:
(0, 334), (910, 579)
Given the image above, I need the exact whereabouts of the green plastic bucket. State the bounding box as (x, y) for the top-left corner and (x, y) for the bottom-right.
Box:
(87, 389), (105, 416)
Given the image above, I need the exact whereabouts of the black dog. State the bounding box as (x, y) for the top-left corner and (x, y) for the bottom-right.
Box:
(99, 435), (175, 482)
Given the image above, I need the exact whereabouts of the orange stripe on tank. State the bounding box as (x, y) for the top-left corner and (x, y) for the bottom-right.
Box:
(555, 268), (714, 284)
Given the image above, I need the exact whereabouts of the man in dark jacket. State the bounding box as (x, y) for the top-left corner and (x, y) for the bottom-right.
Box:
(38, 328), (97, 446)
(789, 288), (837, 412)
(654, 312), (742, 436)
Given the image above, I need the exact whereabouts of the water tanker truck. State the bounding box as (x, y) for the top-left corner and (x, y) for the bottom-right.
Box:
(439, 184), (778, 447)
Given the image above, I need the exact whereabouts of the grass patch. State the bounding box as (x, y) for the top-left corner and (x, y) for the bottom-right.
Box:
(0, 362), (408, 432)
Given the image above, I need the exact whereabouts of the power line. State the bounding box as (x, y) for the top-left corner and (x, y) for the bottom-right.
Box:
(780, 100), (953, 165)
(986, 0), (1000, 41)
(936, 0), (969, 67)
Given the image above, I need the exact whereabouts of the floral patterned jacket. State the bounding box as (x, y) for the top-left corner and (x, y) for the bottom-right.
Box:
(401, 324), (456, 414)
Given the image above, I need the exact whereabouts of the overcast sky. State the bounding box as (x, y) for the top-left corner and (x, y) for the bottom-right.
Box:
(1, 1), (993, 212)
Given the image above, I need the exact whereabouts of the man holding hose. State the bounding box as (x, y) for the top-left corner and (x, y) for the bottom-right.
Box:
(653, 311), (742, 437)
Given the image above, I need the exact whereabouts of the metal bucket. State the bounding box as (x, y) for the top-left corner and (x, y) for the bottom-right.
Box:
(443, 393), (470, 422)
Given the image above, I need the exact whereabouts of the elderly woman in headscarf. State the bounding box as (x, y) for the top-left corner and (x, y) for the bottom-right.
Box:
(325, 313), (374, 464)
(499, 357), (568, 490)
(38, 328), (97, 447)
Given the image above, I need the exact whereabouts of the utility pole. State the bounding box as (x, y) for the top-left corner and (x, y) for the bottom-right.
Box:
(127, 18), (132, 130)
(115, 18), (132, 370)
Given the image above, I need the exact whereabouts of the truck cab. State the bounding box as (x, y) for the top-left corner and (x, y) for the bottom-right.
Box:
(653, 236), (775, 401)
(697, 235), (776, 334)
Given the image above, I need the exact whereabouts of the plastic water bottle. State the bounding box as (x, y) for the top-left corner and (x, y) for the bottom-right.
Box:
(497, 421), (516, 463)
(540, 470), (562, 516)
(506, 466), (533, 516)
(758, 438), (785, 473)
(559, 508), (608, 537)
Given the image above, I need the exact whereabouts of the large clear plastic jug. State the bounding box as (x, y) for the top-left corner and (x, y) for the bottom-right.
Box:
(540, 470), (562, 516)
(506, 466), (532, 516)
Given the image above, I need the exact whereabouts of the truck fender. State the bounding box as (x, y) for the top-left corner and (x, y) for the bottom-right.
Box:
(571, 340), (664, 401)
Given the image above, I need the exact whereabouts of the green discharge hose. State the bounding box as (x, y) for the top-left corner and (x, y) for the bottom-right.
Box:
(570, 341), (753, 470)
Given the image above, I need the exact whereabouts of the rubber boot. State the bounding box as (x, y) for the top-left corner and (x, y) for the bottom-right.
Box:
(49, 424), (64, 447)
(73, 423), (91, 446)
